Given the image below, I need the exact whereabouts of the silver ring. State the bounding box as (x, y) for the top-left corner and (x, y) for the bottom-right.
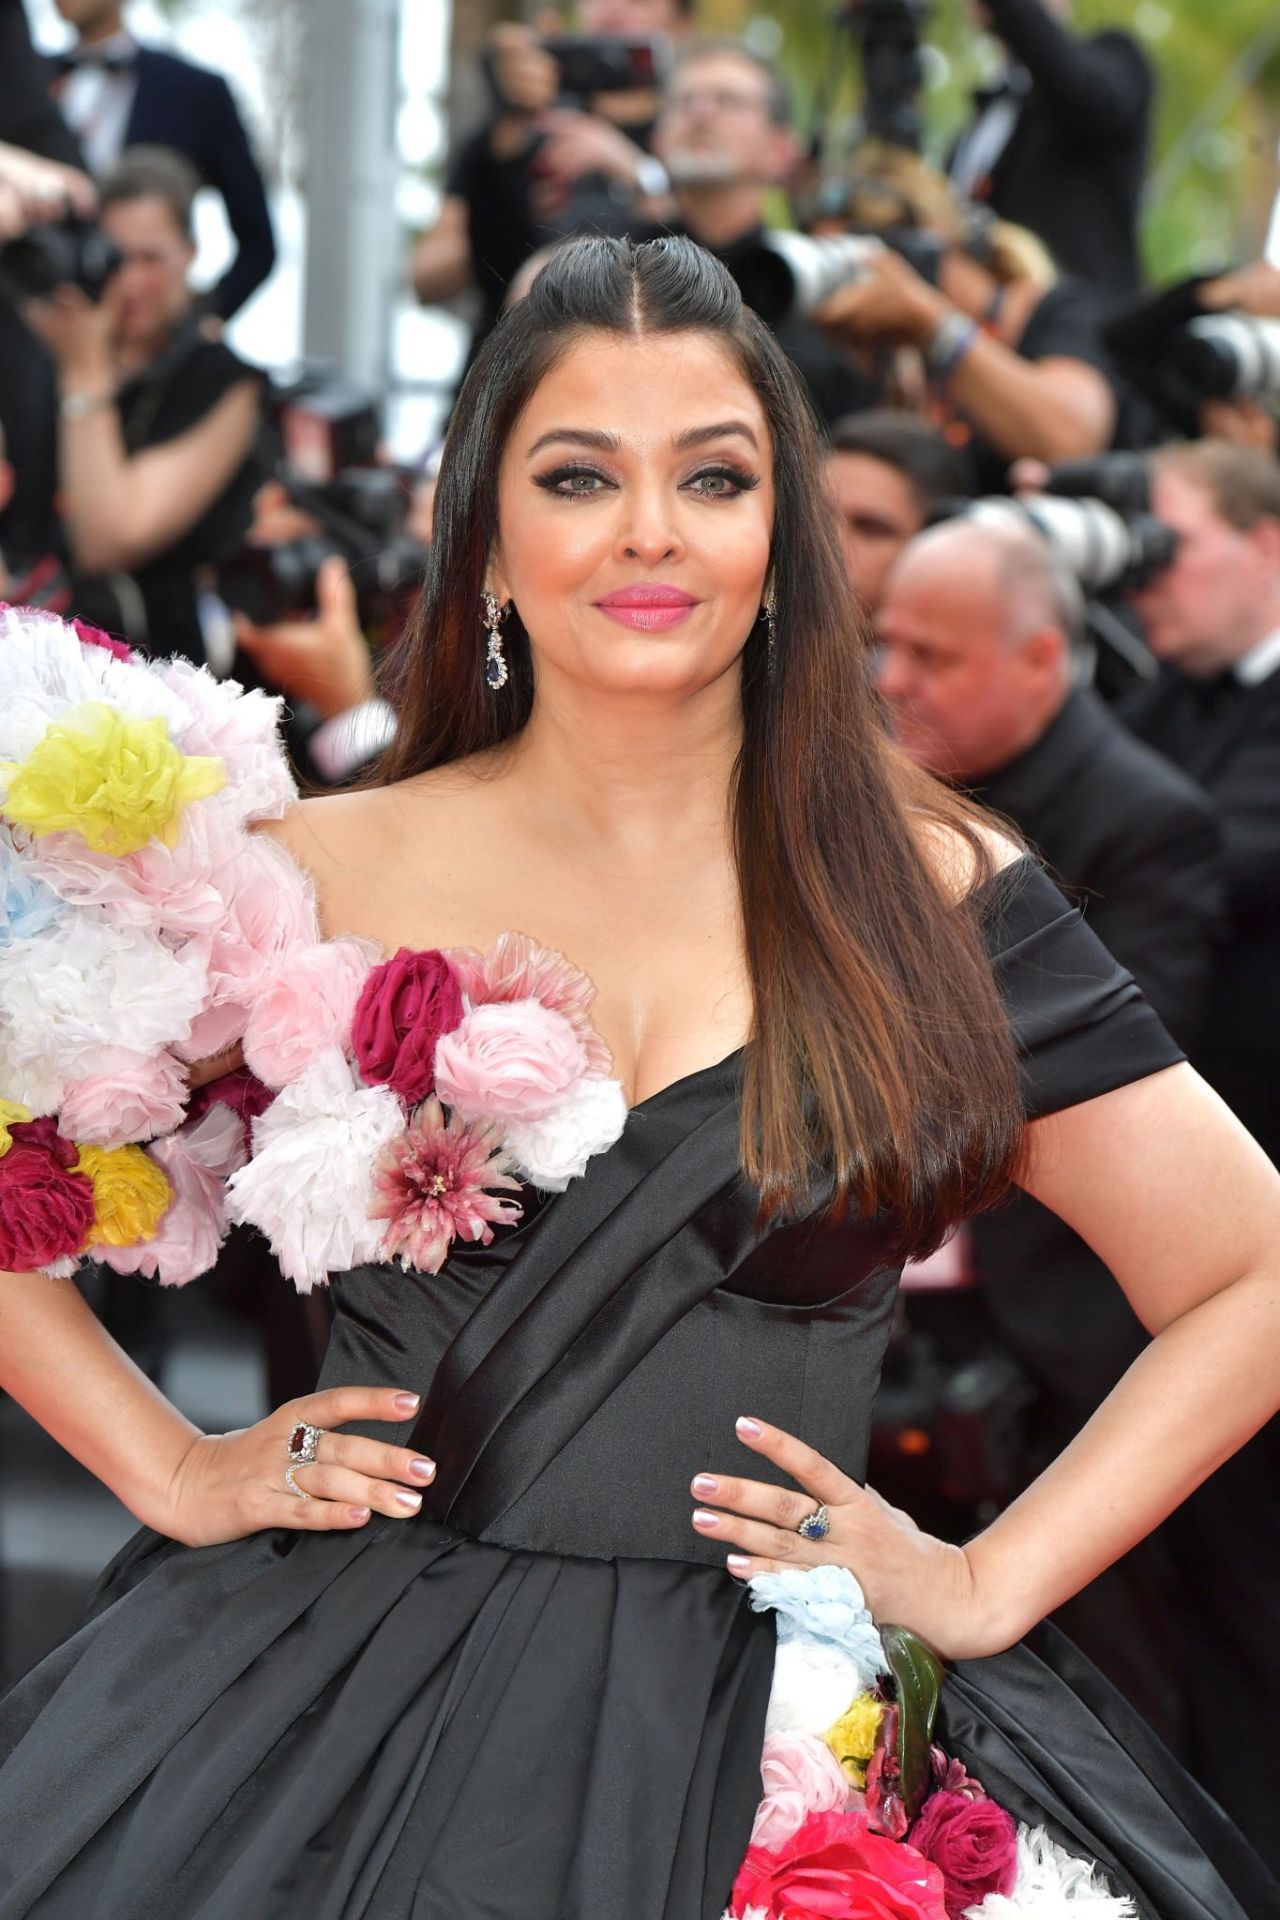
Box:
(797, 1503), (830, 1541)
(283, 1463), (312, 1500)
(287, 1421), (323, 1465)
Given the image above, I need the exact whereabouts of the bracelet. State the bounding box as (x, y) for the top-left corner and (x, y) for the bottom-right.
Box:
(923, 312), (979, 382)
(633, 155), (670, 201)
(59, 389), (114, 421)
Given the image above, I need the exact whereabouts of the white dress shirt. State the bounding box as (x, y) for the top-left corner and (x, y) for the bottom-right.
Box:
(57, 32), (139, 178)
(1234, 626), (1280, 688)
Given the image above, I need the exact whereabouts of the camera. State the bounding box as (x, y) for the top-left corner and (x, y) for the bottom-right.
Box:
(483, 33), (670, 109)
(948, 454), (1177, 596)
(218, 376), (429, 630)
(0, 216), (122, 304)
(1172, 313), (1280, 401)
(726, 228), (942, 327)
(843, 0), (928, 152)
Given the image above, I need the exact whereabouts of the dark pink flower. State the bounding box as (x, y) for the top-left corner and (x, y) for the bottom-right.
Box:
(0, 1117), (96, 1270)
(908, 1790), (1018, 1918)
(187, 1066), (276, 1146)
(370, 1095), (523, 1273)
(446, 932), (613, 1077)
(729, 1810), (947, 1920)
(352, 949), (464, 1105)
(72, 617), (134, 662)
(930, 1747), (988, 1801)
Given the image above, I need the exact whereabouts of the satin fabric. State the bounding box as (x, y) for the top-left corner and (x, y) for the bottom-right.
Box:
(0, 862), (1275, 1919)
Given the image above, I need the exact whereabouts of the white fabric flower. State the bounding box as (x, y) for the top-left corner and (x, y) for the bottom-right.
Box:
(763, 1637), (865, 1739)
(0, 920), (208, 1114)
(962, 1826), (1139, 1917)
(503, 1074), (628, 1191)
(749, 1565), (888, 1685)
(0, 607), (189, 763)
(226, 1047), (405, 1292)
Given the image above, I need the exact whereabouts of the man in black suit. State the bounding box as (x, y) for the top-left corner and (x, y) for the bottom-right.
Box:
(50, 0), (274, 320)
(1122, 440), (1280, 1869)
(950, 0), (1152, 296)
(877, 517), (1222, 1747)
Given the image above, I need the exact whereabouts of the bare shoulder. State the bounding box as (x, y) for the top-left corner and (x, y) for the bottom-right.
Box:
(912, 813), (1025, 905)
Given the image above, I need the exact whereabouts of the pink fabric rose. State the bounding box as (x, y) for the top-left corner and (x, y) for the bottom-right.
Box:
(434, 997), (588, 1124)
(750, 1733), (854, 1850)
(447, 931), (613, 1077)
(0, 1116), (96, 1270)
(351, 948), (464, 1105)
(907, 1790), (1018, 1918)
(243, 939), (374, 1089)
(59, 1048), (189, 1149)
(99, 1104), (246, 1287)
(72, 618), (133, 662)
(192, 835), (320, 1048)
(730, 1811), (947, 1920)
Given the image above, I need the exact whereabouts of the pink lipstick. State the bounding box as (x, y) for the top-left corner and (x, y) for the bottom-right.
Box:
(593, 584), (701, 632)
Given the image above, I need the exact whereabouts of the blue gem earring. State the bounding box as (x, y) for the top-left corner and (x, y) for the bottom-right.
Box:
(482, 590), (509, 691)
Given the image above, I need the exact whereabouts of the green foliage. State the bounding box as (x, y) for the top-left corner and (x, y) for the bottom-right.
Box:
(733, 2), (1280, 280)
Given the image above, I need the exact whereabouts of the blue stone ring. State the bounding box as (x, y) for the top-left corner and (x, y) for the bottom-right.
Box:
(796, 1503), (830, 1542)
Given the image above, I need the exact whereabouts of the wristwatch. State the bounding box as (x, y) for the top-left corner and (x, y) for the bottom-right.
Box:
(633, 156), (670, 201)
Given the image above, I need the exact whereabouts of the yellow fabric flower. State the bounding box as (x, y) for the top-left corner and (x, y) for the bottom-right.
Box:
(0, 704), (224, 856)
(0, 1099), (33, 1158)
(822, 1692), (885, 1788)
(77, 1142), (172, 1247)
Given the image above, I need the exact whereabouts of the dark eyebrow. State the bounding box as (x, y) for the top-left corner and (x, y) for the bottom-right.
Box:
(525, 421), (760, 459)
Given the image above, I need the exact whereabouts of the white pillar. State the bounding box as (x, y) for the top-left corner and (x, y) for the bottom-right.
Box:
(301, 0), (401, 386)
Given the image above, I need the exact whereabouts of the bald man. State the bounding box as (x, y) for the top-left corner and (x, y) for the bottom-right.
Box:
(877, 520), (1223, 1743)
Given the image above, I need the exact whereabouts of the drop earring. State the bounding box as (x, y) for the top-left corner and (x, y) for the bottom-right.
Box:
(481, 590), (508, 691)
(761, 591), (776, 667)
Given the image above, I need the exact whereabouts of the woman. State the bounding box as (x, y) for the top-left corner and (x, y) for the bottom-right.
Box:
(21, 145), (263, 663)
(1, 237), (1278, 1918)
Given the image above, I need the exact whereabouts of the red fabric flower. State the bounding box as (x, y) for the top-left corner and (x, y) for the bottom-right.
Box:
(187, 1066), (275, 1145)
(352, 948), (464, 1105)
(0, 1117), (96, 1269)
(72, 617), (134, 662)
(729, 1810), (947, 1920)
(908, 1790), (1018, 1918)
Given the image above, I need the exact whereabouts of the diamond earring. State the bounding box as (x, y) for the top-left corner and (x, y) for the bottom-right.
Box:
(762, 592), (776, 665)
(481, 590), (508, 691)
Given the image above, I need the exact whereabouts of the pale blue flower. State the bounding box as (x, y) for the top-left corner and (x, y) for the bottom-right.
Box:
(0, 834), (66, 946)
(748, 1565), (888, 1687)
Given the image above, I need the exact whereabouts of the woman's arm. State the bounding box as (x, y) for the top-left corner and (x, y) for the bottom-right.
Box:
(23, 285), (260, 573)
(691, 1062), (1280, 1658)
(0, 1267), (437, 1548)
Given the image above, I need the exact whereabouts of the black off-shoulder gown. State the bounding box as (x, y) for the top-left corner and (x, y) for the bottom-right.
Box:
(0, 863), (1276, 1920)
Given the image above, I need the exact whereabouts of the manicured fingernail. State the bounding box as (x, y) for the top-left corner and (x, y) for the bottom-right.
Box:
(349, 1506), (371, 1522)
(691, 1474), (718, 1497)
(393, 1392), (421, 1413)
(408, 1457), (436, 1482)
(394, 1489), (422, 1510)
(692, 1509), (720, 1530)
(736, 1416), (764, 1439)
(727, 1554), (751, 1573)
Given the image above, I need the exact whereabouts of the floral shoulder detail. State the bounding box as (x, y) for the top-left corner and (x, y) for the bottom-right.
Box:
(0, 605), (626, 1292)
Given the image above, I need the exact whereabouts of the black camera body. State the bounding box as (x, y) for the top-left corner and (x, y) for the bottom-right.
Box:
(219, 376), (428, 630)
(0, 217), (123, 304)
(843, 0), (929, 151)
(483, 33), (670, 110)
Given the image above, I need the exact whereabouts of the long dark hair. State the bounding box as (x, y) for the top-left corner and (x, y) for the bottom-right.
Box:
(377, 236), (1024, 1249)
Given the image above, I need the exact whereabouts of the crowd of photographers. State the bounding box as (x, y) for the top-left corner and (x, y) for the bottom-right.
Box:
(3, 0), (1280, 1874)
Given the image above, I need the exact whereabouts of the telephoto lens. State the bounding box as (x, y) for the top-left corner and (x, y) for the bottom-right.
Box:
(1174, 313), (1280, 400)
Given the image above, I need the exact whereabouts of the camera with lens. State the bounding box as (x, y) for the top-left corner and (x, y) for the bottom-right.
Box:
(841, 0), (929, 152)
(726, 228), (942, 328)
(953, 453), (1177, 596)
(1171, 313), (1280, 402)
(483, 33), (670, 109)
(0, 216), (122, 304)
(218, 374), (429, 631)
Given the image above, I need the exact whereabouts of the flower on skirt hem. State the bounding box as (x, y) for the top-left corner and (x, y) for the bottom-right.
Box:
(822, 1691), (885, 1787)
(729, 1810), (948, 1920)
(908, 1790), (1018, 1918)
(371, 1095), (523, 1274)
(960, 1825), (1138, 1917)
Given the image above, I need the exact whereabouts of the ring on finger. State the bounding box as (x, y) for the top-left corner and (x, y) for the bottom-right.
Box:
(284, 1463), (312, 1500)
(286, 1421), (323, 1466)
(796, 1502), (830, 1541)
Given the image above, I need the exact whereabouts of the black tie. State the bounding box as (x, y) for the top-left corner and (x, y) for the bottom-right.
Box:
(51, 48), (135, 79)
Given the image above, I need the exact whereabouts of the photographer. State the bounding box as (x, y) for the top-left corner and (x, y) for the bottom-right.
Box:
(1104, 261), (1280, 450)
(1119, 440), (1280, 1863)
(413, 3), (692, 374)
(877, 516), (1221, 1739)
(19, 146), (264, 663)
(825, 409), (974, 611)
(950, 0), (1153, 296)
(810, 154), (1121, 485)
